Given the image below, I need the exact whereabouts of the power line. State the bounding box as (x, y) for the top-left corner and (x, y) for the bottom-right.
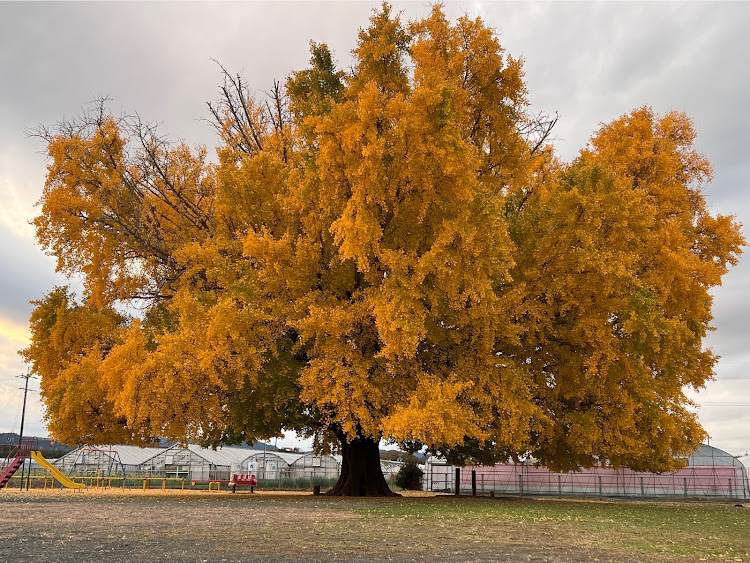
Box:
(0, 393), (16, 420)
(8, 399), (22, 434)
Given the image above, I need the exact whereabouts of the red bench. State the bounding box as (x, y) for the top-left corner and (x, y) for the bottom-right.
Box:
(229, 473), (257, 493)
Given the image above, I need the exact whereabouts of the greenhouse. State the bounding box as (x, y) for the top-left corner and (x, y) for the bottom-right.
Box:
(289, 452), (340, 480)
(424, 443), (749, 500)
(51, 445), (164, 478)
(143, 445), (257, 481)
(42, 444), (341, 484)
(244, 451), (304, 479)
(380, 459), (404, 482)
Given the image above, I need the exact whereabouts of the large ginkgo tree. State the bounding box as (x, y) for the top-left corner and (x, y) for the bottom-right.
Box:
(23, 5), (744, 495)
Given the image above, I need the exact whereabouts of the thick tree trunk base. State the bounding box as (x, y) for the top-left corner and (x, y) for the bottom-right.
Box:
(326, 436), (400, 497)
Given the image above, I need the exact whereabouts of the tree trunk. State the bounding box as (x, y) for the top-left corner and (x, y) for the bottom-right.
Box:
(326, 435), (399, 497)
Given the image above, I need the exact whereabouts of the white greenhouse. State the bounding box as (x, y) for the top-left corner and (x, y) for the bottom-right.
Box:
(289, 452), (340, 480)
(52, 445), (164, 477)
(143, 445), (258, 481)
(244, 451), (303, 479)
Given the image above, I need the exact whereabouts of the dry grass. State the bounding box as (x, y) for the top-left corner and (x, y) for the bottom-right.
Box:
(1, 488), (748, 562)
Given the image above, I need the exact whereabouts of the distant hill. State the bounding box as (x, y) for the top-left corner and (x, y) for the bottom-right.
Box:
(0, 433), (421, 463)
(0, 432), (71, 449)
(1, 433), (283, 452)
(0, 433), (75, 458)
(380, 449), (426, 462)
(159, 440), (282, 451)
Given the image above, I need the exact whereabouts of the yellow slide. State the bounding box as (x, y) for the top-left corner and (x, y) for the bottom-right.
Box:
(31, 451), (85, 489)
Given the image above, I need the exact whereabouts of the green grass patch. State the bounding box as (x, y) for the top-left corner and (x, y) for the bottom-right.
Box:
(350, 496), (750, 559)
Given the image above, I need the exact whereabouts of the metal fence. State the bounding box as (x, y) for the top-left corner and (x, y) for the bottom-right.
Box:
(426, 462), (750, 500)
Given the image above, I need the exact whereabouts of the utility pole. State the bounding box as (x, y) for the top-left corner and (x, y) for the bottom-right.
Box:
(18, 370), (31, 446)
(18, 370), (35, 491)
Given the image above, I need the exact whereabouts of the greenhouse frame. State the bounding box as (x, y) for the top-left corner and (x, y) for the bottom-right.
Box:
(35, 441), (747, 500)
(424, 444), (749, 500)
(288, 452), (340, 480)
(52, 445), (164, 478)
(45, 444), (340, 483)
(142, 445), (258, 481)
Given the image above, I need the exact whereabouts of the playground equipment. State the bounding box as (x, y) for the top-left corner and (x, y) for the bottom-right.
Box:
(30, 451), (85, 489)
(68, 447), (127, 485)
(0, 440), (35, 489)
(1, 440), (89, 490)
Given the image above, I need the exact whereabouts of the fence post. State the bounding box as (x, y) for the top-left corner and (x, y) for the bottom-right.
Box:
(598, 476), (603, 499)
(471, 470), (477, 497)
(455, 467), (460, 496)
(640, 476), (644, 498)
(683, 477), (688, 499)
(518, 474), (523, 498)
(558, 475), (562, 498)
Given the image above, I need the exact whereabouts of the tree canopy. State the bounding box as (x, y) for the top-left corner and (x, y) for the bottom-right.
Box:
(24, 5), (744, 495)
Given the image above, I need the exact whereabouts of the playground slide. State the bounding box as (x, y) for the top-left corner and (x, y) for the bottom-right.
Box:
(30, 451), (85, 489)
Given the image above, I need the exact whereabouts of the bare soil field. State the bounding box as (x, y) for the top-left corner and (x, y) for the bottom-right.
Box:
(1, 489), (748, 562)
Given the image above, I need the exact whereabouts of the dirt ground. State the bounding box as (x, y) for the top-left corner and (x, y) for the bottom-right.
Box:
(0, 489), (741, 562)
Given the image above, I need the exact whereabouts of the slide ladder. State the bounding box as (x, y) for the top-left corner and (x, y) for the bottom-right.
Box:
(31, 451), (85, 489)
(0, 456), (24, 489)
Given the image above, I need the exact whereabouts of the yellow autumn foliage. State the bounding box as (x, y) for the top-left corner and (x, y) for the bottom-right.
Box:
(23, 5), (744, 476)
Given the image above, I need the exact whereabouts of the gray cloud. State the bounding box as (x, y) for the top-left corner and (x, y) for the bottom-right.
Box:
(0, 1), (747, 458)
(0, 226), (62, 322)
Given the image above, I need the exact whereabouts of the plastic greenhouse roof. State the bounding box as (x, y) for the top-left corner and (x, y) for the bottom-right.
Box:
(184, 444), (258, 467)
(75, 445), (165, 466)
(289, 452), (339, 465)
(244, 450), (306, 466)
(688, 444), (746, 468)
(423, 443), (747, 470)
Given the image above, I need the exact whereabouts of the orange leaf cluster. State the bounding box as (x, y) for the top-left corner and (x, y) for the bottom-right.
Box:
(24, 5), (744, 472)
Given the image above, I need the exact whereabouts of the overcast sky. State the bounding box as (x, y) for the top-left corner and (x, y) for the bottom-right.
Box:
(0, 1), (747, 459)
